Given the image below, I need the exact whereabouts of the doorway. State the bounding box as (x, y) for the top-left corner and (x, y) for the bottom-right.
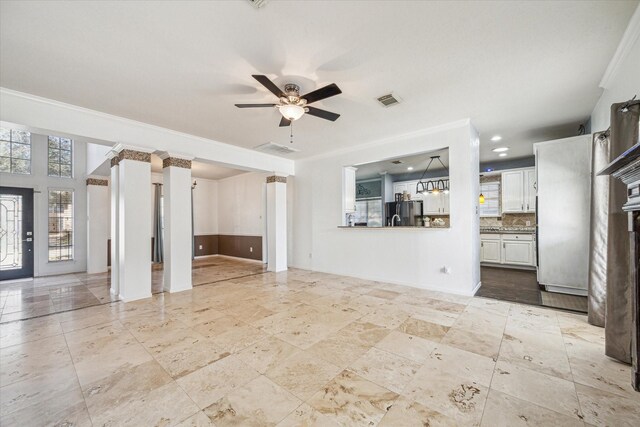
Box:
(0, 186), (34, 280)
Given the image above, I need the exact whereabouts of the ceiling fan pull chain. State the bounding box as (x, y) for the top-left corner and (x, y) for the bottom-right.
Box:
(290, 121), (293, 144)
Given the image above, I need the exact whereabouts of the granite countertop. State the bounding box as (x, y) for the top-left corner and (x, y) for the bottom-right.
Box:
(480, 226), (536, 234)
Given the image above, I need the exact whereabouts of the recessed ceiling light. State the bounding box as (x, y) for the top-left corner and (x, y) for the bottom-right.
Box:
(492, 147), (509, 152)
(407, 166), (413, 171)
(498, 153), (507, 157)
(491, 135), (502, 142)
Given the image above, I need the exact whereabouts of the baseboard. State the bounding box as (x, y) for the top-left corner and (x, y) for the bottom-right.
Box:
(471, 280), (482, 296)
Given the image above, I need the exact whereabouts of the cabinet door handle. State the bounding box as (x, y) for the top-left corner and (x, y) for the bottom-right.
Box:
(526, 204), (529, 211)
(481, 242), (484, 247)
(503, 242), (505, 248)
(521, 204), (524, 211)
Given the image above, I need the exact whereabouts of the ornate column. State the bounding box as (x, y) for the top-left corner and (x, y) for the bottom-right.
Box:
(115, 145), (153, 301)
(266, 174), (287, 272)
(160, 153), (194, 293)
(109, 155), (120, 295)
(86, 177), (110, 274)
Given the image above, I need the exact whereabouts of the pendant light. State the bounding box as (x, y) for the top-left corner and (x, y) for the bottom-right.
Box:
(415, 155), (450, 195)
(479, 193), (485, 204)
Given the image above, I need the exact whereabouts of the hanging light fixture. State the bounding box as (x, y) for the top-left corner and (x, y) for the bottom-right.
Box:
(479, 193), (485, 204)
(415, 155), (450, 196)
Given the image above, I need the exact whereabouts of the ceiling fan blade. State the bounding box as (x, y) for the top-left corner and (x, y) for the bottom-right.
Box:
(235, 103), (276, 108)
(279, 117), (291, 127)
(252, 75), (285, 98)
(302, 83), (342, 104)
(306, 106), (340, 121)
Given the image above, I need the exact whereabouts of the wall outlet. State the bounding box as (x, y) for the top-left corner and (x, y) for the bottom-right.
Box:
(526, 221), (531, 226)
(442, 266), (451, 274)
(198, 245), (203, 250)
(249, 247), (253, 252)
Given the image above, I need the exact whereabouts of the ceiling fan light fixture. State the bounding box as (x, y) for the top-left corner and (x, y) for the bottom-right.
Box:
(278, 104), (305, 121)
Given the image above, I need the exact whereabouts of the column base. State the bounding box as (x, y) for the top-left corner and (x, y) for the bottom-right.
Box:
(118, 291), (152, 302)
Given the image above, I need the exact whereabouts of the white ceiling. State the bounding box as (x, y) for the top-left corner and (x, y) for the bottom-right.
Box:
(150, 156), (246, 181)
(355, 148), (449, 180)
(0, 1), (636, 162)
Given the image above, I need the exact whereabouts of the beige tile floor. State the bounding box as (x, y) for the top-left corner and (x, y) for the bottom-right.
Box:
(0, 256), (266, 323)
(0, 261), (638, 426)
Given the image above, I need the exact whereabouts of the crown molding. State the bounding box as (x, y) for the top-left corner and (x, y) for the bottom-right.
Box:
(599, 4), (640, 89)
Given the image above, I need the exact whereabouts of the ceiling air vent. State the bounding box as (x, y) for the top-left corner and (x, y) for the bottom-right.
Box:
(247, 0), (268, 9)
(377, 93), (401, 107)
(391, 160), (404, 165)
(254, 142), (299, 156)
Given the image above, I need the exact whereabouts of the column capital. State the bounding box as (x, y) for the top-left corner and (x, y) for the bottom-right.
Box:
(158, 152), (193, 169)
(112, 143), (153, 163)
(266, 175), (287, 184)
(86, 177), (109, 186)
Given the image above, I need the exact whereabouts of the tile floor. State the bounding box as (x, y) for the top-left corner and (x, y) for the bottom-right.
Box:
(0, 256), (266, 323)
(1, 262), (638, 426)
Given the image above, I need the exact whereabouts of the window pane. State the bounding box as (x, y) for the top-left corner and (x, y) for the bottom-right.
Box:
(48, 148), (60, 162)
(60, 164), (72, 178)
(0, 141), (10, 157)
(0, 128), (10, 141)
(48, 136), (60, 149)
(60, 138), (71, 150)
(49, 163), (60, 176)
(11, 130), (30, 144)
(48, 190), (74, 261)
(11, 142), (30, 160)
(60, 150), (71, 164)
(0, 157), (10, 172)
(11, 159), (30, 174)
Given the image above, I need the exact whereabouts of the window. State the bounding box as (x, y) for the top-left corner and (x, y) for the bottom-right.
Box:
(48, 136), (73, 178)
(48, 190), (74, 261)
(479, 182), (500, 217)
(0, 127), (31, 174)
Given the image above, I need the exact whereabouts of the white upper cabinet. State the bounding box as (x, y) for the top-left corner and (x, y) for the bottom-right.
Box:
(501, 170), (525, 212)
(525, 169), (536, 212)
(423, 192), (442, 214)
(501, 168), (535, 213)
(343, 167), (357, 215)
(393, 182), (408, 198)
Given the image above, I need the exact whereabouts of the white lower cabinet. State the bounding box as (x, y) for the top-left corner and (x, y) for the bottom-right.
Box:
(481, 233), (535, 267)
(480, 237), (501, 263)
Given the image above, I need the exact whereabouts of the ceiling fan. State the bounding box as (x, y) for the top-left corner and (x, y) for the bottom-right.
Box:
(235, 75), (342, 127)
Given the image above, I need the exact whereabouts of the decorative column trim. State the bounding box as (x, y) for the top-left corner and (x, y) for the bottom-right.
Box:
(118, 149), (151, 163)
(86, 178), (109, 186)
(110, 156), (120, 167)
(162, 157), (192, 169)
(267, 175), (287, 184)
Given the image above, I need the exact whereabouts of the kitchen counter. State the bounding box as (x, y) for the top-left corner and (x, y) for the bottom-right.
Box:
(480, 226), (535, 234)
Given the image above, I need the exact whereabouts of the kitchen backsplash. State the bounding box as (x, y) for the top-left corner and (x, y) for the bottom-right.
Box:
(480, 213), (536, 227)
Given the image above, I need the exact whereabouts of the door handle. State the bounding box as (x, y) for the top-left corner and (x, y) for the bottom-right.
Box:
(23, 238), (33, 242)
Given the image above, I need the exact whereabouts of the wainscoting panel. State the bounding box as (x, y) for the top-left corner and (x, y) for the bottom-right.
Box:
(218, 235), (262, 261)
(108, 235), (262, 265)
(194, 235), (219, 257)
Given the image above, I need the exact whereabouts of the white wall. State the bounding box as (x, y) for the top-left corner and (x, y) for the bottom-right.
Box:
(591, 5), (640, 132)
(291, 120), (481, 296)
(0, 132), (87, 276)
(149, 172), (219, 237)
(217, 172), (267, 236)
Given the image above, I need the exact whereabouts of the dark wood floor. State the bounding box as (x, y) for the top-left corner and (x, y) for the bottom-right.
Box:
(477, 266), (541, 306)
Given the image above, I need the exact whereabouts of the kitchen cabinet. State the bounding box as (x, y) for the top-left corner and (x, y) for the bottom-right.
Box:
(343, 167), (357, 216)
(424, 192), (448, 214)
(501, 168), (535, 213)
(393, 182), (408, 198)
(480, 235), (501, 263)
(480, 233), (535, 267)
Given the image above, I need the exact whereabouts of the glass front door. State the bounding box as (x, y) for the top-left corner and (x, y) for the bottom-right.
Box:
(0, 187), (34, 280)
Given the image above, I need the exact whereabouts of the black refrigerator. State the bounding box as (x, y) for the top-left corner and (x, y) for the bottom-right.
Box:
(385, 201), (423, 227)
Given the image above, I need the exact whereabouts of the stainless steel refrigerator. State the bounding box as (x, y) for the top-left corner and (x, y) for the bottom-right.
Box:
(535, 135), (592, 295)
(385, 201), (423, 227)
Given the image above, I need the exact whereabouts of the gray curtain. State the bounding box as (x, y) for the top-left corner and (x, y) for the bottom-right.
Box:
(152, 183), (163, 263)
(191, 186), (195, 260)
(588, 131), (611, 327)
(603, 102), (640, 363)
